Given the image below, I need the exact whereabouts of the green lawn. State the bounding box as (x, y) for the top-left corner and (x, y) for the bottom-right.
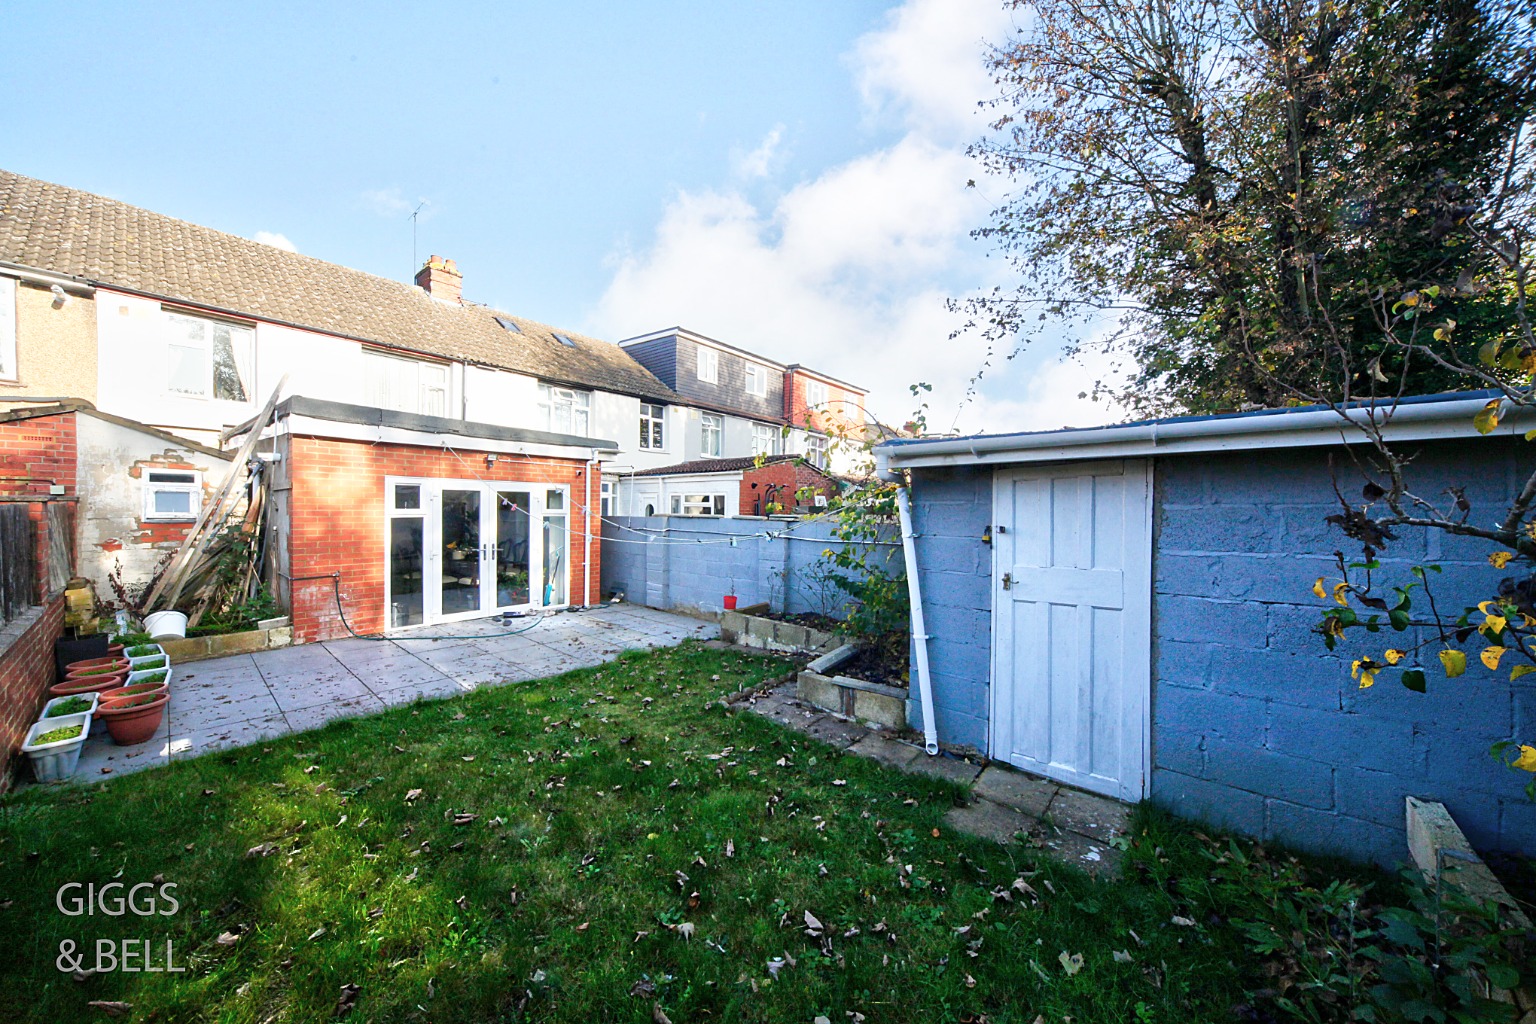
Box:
(0, 642), (1498, 1023)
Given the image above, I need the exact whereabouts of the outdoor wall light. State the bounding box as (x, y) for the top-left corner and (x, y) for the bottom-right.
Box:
(485, 453), (498, 468)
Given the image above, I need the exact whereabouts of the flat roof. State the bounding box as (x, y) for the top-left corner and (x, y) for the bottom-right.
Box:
(879, 390), (1530, 469)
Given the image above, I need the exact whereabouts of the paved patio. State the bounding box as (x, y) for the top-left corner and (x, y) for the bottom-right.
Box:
(72, 604), (715, 780)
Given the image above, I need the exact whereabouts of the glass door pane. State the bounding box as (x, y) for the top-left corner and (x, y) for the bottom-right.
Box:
(542, 489), (568, 606)
(494, 490), (531, 607)
(441, 488), (482, 616)
(389, 517), (425, 627)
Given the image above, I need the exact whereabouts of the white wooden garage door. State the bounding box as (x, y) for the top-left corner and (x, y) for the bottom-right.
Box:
(991, 460), (1151, 801)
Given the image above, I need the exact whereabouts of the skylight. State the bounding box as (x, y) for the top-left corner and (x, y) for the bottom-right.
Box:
(494, 316), (522, 333)
(552, 333), (576, 348)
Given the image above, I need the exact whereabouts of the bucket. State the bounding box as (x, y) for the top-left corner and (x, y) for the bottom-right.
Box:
(143, 611), (188, 640)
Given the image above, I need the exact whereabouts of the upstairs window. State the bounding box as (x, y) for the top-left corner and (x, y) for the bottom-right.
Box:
(751, 422), (781, 456)
(538, 383), (591, 436)
(166, 311), (253, 401)
(363, 349), (447, 416)
(696, 347), (719, 384)
(805, 434), (829, 469)
(744, 363), (768, 397)
(700, 413), (723, 457)
(142, 470), (201, 522)
(804, 379), (829, 409)
(640, 402), (665, 450)
(0, 276), (15, 382)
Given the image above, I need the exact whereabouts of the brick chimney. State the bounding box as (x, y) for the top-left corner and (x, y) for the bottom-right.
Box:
(415, 255), (462, 303)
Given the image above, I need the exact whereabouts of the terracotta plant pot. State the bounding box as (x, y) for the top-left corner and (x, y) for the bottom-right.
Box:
(50, 672), (129, 697)
(65, 655), (129, 676)
(97, 691), (169, 746)
(106, 643), (124, 657)
(95, 681), (168, 715)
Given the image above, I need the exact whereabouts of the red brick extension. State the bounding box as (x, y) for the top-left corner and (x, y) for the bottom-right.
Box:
(739, 460), (838, 517)
(286, 436), (601, 643)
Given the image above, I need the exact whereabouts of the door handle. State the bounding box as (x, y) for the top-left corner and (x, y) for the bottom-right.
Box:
(1001, 572), (1013, 591)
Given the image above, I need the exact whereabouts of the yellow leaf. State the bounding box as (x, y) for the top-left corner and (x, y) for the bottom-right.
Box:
(1439, 649), (1468, 677)
(1352, 659), (1381, 689)
(1485, 614), (1508, 635)
(1473, 398), (1502, 435)
(1384, 649), (1405, 665)
(1481, 646), (1507, 670)
(1511, 665), (1536, 681)
(1513, 745), (1536, 772)
(1312, 577), (1327, 600)
(1332, 582), (1350, 606)
(1490, 551), (1515, 569)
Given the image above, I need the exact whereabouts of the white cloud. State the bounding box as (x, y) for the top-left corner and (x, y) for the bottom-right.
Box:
(252, 230), (297, 253)
(590, 0), (1117, 435)
(731, 126), (785, 180)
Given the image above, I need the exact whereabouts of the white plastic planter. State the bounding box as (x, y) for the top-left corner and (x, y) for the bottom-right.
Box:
(126, 665), (174, 688)
(39, 692), (101, 721)
(124, 643), (167, 668)
(143, 611), (188, 640)
(22, 712), (92, 783)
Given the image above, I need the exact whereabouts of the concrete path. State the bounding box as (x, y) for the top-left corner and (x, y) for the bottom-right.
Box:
(71, 604), (715, 780)
(736, 679), (1130, 876)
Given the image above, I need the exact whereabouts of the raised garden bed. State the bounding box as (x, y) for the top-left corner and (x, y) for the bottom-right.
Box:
(160, 618), (292, 663)
(720, 609), (838, 655)
(797, 643), (908, 730)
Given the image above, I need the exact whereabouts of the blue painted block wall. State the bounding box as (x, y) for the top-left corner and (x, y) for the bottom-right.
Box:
(905, 468), (993, 752)
(907, 439), (1535, 865)
(600, 516), (900, 620)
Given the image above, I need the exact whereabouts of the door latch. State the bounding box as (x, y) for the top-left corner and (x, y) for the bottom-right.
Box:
(1001, 572), (1013, 591)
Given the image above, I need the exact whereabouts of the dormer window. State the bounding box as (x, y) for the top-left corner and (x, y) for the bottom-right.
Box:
(744, 363), (768, 397)
(805, 379), (829, 409)
(696, 347), (719, 384)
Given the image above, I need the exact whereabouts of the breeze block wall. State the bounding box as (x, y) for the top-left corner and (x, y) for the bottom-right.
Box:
(905, 466), (992, 753)
(284, 435), (600, 643)
(1151, 438), (1535, 863)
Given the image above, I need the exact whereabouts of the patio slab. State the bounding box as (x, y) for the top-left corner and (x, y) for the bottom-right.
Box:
(58, 604), (717, 782)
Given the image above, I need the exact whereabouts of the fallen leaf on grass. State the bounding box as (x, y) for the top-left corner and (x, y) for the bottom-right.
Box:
(87, 1001), (132, 1016)
(804, 910), (824, 937)
(1058, 951), (1084, 975)
(452, 813), (478, 826)
(216, 931), (241, 946)
(1112, 949), (1134, 963)
(308, 926), (327, 941)
(628, 978), (655, 998)
(245, 843), (277, 858)
(653, 1003), (673, 1024)
(1170, 916), (1196, 927)
(405, 788), (424, 803)
(335, 982), (360, 1017)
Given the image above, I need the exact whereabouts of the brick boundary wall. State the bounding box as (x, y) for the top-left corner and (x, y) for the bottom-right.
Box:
(285, 436), (600, 643)
(738, 461), (838, 517)
(0, 597), (66, 790)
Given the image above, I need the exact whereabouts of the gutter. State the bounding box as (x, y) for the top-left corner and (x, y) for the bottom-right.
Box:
(0, 260), (95, 296)
(880, 393), (1530, 470)
(875, 447), (939, 756)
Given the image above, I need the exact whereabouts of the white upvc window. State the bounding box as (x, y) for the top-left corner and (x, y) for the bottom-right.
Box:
(744, 363), (768, 397)
(142, 470), (201, 522)
(0, 276), (16, 382)
(640, 402), (665, 450)
(804, 379), (829, 409)
(696, 347), (719, 384)
(363, 349), (447, 416)
(805, 434), (830, 469)
(700, 412), (723, 457)
(671, 493), (725, 517)
(538, 383), (591, 436)
(600, 479), (614, 517)
(751, 422), (781, 456)
(166, 311), (254, 401)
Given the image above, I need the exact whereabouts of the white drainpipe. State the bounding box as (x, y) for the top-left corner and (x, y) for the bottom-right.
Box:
(584, 457), (599, 607)
(877, 448), (939, 756)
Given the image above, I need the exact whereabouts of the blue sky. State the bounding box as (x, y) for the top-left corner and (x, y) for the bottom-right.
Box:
(0, 0), (1122, 433)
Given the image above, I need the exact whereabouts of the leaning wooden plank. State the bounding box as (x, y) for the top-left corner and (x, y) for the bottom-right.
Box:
(146, 376), (287, 612)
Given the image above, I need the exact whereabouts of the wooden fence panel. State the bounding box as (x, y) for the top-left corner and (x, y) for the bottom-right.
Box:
(45, 502), (71, 597)
(0, 505), (35, 624)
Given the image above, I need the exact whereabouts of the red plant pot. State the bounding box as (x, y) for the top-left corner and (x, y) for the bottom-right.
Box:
(94, 681), (168, 716)
(50, 671), (129, 697)
(106, 643), (124, 657)
(65, 655), (128, 676)
(97, 691), (169, 746)
(723, 595), (738, 610)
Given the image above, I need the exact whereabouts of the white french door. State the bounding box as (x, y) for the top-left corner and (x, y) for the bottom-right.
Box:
(991, 460), (1152, 801)
(385, 478), (571, 629)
